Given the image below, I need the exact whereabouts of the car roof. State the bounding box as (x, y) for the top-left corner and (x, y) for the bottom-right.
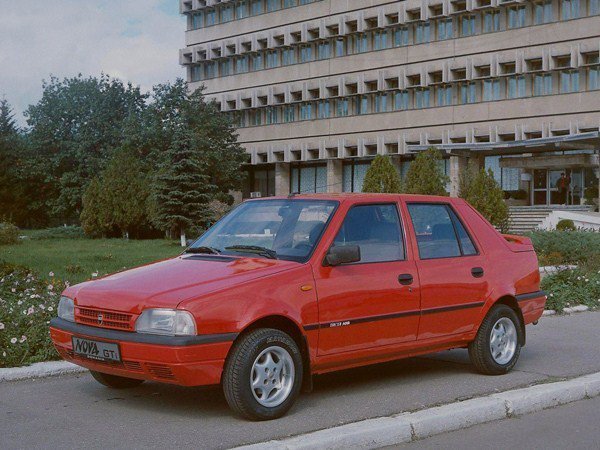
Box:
(248, 193), (457, 204)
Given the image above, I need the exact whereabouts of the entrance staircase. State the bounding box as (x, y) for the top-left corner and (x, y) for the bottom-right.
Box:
(508, 205), (594, 234)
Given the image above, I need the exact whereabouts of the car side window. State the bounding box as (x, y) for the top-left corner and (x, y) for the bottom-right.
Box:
(407, 203), (476, 259)
(333, 204), (405, 263)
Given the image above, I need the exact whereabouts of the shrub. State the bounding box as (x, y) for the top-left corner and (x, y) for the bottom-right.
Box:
(0, 223), (20, 245)
(556, 219), (576, 231)
(29, 226), (85, 240)
(404, 148), (449, 196)
(362, 155), (403, 193)
(528, 230), (600, 269)
(459, 161), (509, 232)
(542, 268), (600, 312)
(0, 262), (64, 368)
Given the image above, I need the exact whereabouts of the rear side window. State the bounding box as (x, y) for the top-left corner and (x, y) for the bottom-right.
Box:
(333, 204), (405, 263)
(407, 203), (478, 259)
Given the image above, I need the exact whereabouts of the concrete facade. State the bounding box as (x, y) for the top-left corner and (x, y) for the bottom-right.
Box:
(181, 0), (600, 205)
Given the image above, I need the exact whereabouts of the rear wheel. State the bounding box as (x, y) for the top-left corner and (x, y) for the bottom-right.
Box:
(222, 328), (303, 420)
(89, 370), (144, 389)
(469, 304), (522, 375)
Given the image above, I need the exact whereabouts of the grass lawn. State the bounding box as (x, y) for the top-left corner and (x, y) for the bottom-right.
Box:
(1, 237), (182, 284)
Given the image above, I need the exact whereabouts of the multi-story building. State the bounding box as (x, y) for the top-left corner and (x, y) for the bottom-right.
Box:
(180, 0), (600, 208)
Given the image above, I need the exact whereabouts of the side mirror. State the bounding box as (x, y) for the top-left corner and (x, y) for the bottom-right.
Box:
(324, 245), (361, 267)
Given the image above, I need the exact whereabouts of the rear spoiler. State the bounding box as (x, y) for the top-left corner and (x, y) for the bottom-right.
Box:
(502, 234), (535, 252)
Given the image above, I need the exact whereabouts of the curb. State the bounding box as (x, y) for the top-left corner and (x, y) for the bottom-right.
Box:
(235, 372), (600, 450)
(0, 361), (87, 382)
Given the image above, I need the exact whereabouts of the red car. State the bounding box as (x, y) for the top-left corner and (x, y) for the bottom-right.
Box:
(50, 194), (546, 420)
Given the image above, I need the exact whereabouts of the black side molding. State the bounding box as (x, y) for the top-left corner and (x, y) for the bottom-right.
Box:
(515, 291), (547, 302)
(50, 317), (238, 346)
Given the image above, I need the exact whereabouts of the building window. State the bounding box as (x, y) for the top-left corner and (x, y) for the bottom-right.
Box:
(460, 15), (476, 36)
(533, 73), (553, 95)
(343, 161), (371, 192)
(300, 102), (313, 120)
(282, 48), (296, 65)
(265, 107), (279, 124)
(252, 53), (264, 71)
(220, 59), (234, 76)
(291, 165), (328, 194)
(560, 70), (580, 93)
(393, 27), (409, 46)
(483, 10), (500, 32)
(236, 55), (250, 73)
(393, 91), (409, 110)
(191, 65), (203, 82)
(237, 1), (249, 19)
(266, 0), (281, 12)
(205, 8), (217, 26)
(415, 22), (431, 44)
(591, 0), (600, 14)
(266, 50), (280, 68)
(192, 12), (204, 29)
(355, 95), (370, 115)
(589, 66), (600, 90)
(221, 5), (234, 22)
(335, 38), (346, 57)
(300, 44), (313, 62)
(336, 98), (349, 117)
(283, 105), (296, 122)
(253, 168), (276, 197)
(533, 0), (553, 24)
(352, 33), (369, 53)
(283, 0), (297, 7)
(375, 93), (389, 112)
(483, 79), (502, 100)
(436, 85), (454, 106)
(459, 82), (477, 103)
(373, 30), (390, 50)
(317, 100), (331, 119)
(251, 0), (264, 16)
(415, 88), (431, 108)
(250, 109), (263, 126)
(437, 18), (454, 40)
(508, 6), (527, 28)
(317, 41), (331, 59)
(205, 62), (218, 79)
(561, 0), (581, 19)
(507, 75), (526, 98)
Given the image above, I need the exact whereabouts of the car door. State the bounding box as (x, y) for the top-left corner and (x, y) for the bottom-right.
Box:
(313, 202), (421, 356)
(403, 201), (489, 340)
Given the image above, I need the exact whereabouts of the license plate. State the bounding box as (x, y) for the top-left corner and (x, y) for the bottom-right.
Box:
(72, 337), (121, 362)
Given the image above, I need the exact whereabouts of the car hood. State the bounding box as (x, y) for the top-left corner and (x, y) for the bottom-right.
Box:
(65, 255), (299, 314)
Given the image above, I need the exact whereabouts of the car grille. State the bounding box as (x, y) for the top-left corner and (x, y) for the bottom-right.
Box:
(75, 307), (135, 331)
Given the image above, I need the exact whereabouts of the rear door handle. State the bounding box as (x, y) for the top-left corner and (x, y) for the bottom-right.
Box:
(398, 274), (414, 285)
(471, 267), (484, 278)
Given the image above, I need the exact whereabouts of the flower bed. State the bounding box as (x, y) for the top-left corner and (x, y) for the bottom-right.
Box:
(0, 263), (65, 368)
(541, 269), (600, 312)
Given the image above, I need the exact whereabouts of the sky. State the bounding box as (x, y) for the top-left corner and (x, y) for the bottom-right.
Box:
(0, 0), (186, 126)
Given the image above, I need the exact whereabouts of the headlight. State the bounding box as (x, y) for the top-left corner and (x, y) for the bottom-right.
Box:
(58, 296), (75, 322)
(135, 309), (197, 336)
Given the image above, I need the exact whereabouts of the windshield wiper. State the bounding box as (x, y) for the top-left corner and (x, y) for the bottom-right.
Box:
(225, 245), (278, 260)
(183, 246), (221, 255)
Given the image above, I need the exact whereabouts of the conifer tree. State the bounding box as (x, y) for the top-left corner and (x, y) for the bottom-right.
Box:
(404, 148), (449, 196)
(362, 155), (402, 193)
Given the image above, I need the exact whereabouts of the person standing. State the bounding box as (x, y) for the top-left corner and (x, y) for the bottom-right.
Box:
(556, 172), (571, 205)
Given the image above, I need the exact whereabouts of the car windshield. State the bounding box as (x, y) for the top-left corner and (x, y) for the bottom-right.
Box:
(189, 199), (338, 262)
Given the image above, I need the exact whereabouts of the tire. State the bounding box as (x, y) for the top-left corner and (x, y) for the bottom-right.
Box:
(89, 370), (145, 389)
(222, 328), (303, 420)
(469, 304), (523, 375)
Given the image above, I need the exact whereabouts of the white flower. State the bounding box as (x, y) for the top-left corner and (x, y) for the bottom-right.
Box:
(48, 306), (54, 312)
(49, 272), (54, 277)
(11, 288), (16, 293)
(17, 300), (22, 305)
(27, 307), (35, 315)
(549, 293), (554, 297)
(91, 272), (99, 278)
(0, 322), (4, 330)
(585, 279), (589, 282)
(2, 352), (6, 357)
(10, 338), (17, 344)
(577, 276), (581, 281)
(19, 335), (27, 343)
(39, 304), (45, 310)
(47, 284), (54, 291)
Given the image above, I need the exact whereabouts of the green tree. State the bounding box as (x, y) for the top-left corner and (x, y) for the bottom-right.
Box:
(361, 155), (402, 193)
(80, 150), (153, 238)
(459, 160), (510, 231)
(25, 74), (147, 222)
(152, 124), (213, 246)
(404, 148), (450, 196)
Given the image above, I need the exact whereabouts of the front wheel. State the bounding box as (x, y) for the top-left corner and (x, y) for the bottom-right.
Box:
(90, 370), (144, 389)
(469, 304), (522, 375)
(222, 328), (303, 420)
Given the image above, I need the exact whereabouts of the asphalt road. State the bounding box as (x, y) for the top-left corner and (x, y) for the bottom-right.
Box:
(1, 312), (599, 450)
(393, 396), (600, 450)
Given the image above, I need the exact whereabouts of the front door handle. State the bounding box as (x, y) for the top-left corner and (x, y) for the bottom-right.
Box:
(398, 274), (414, 285)
(471, 267), (485, 278)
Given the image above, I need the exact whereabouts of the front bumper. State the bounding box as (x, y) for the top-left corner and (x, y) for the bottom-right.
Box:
(50, 318), (236, 386)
